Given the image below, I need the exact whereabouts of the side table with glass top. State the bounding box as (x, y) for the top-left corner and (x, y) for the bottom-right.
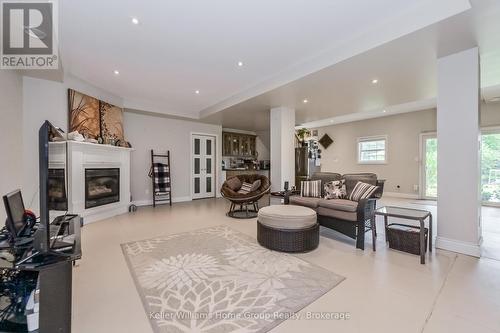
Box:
(373, 206), (433, 264)
(270, 190), (300, 205)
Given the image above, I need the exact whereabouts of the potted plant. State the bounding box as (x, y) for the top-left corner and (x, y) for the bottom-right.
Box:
(296, 128), (310, 147)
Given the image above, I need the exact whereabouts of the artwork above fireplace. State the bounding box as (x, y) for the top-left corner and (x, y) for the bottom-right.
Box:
(85, 168), (120, 209)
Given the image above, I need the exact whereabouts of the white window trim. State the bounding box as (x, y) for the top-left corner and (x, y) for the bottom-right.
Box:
(357, 135), (388, 165)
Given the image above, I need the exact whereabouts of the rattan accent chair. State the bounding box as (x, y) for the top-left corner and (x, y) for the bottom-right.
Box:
(220, 174), (271, 218)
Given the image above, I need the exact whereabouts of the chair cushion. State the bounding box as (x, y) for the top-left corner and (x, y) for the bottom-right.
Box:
(258, 205), (317, 229)
(318, 199), (358, 212)
(300, 180), (322, 198)
(289, 196), (321, 209)
(226, 177), (242, 191)
(220, 174), (270, 202)
(250, 179), (261, 192)
(348, 181), (379, 201)
(317, 207), (357, 222)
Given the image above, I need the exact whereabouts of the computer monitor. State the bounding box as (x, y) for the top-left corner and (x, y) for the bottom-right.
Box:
(2, 189), (27, 238)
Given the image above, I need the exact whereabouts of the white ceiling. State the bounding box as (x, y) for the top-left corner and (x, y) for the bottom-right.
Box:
(201, 0), (500, 130)
(60, 0), (472, 120)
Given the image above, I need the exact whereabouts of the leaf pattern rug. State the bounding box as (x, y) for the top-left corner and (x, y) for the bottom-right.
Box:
(121, 225), (344, 333)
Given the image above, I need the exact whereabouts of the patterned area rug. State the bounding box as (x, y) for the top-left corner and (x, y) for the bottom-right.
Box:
(121, 225), (344, 333)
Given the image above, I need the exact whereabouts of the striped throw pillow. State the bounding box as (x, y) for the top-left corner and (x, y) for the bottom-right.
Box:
(348, 181), (379, 201)
(301, 180), (322, 198)
(237, 182), (253, 194)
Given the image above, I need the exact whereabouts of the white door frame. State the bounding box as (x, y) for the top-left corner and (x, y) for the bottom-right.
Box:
(419, 127), (500, 204)
(419, 132), (437, 200)
(190, 133), (218, 200)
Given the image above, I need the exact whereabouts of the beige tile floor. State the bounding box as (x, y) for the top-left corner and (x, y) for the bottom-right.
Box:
(72, 197), (500, 333)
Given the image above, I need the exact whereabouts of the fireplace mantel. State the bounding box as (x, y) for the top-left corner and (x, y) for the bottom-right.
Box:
(67, 141), (133, 224)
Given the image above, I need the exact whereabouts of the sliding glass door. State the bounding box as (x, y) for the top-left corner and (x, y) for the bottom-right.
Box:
(421, 133), (437, 199)
(420, 129), (500, 205)
(481, 129), (500, 206)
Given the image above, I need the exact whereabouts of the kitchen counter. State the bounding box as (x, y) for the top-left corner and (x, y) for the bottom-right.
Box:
(224, 169), (270, 179)
(223, 168), (270, 171)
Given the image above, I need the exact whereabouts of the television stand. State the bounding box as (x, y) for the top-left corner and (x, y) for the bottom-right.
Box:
(0, 214), (81, 332)
(16, 248), (70, 266)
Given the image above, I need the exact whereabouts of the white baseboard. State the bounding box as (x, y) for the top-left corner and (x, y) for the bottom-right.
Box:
(132, 196), (192, 207)
(82, 205), (129, 224)
(435, 236), (482, 257)
(383, 192), (419, 199)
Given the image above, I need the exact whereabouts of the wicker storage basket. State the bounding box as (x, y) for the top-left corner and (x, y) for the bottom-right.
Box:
(386, 223), (427, 255)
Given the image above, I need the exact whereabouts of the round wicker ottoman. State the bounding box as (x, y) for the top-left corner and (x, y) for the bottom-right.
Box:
(257, 205), (319, 252)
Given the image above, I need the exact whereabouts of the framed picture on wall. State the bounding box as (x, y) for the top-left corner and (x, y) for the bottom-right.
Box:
(68, 89), (126, 143)
(68, 89), (100, 139)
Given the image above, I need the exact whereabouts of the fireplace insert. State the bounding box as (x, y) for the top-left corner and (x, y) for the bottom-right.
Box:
(85, 168), (120, 209)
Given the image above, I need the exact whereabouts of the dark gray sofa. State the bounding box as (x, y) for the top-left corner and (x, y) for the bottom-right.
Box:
(288, 172), (385, 250)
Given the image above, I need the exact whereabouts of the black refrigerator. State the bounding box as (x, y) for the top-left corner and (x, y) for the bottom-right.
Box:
(295, 146), (321, 191)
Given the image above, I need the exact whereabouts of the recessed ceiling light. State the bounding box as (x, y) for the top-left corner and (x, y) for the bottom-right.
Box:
(372, 79), (379, 84)
(131, 17), (139, 25)
(382, 109), (387, 113)
(303, 99), (308, 104)
(195, 90), (200, 94)
(237, 61), (244, 67)
(113, 70), (120, 75)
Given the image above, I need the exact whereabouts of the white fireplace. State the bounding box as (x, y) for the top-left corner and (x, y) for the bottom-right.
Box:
(66, 141), (133, 224)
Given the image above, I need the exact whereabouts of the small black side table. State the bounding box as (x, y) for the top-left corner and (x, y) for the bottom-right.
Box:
(270, 190), (300, 204)
(373, 206), (433, 264)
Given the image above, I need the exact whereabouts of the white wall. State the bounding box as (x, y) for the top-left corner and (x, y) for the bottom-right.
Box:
(315, 109), (436, 196)
(124, 111), (223, 205)
(255, 130), (270, 160)
(270, 107), (295, 191)
(482, 101), (500, 127)
(315, 105), (500, 197)
(0, 71), (23, 223)
(22, 75), (123, 214)
(21, 75), (223, 213)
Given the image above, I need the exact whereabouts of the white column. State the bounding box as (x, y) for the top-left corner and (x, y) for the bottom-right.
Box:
(270, 107), (295, 192)
(436, 47), (481, 257)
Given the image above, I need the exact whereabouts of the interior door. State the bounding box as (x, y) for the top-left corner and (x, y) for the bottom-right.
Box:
(420, 133), (437, 199)
(192, 135), (215, 199)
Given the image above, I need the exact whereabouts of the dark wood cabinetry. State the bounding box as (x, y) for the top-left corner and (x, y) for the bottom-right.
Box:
(223, 132), (256, 157)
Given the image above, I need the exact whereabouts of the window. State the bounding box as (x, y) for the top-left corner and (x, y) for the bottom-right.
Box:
(358, 136), (387, 164)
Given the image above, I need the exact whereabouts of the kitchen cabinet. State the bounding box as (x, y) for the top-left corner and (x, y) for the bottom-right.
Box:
(223, 132), (256, 157)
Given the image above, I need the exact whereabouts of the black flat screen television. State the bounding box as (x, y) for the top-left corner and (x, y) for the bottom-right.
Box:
(37, 120), (65, 253)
